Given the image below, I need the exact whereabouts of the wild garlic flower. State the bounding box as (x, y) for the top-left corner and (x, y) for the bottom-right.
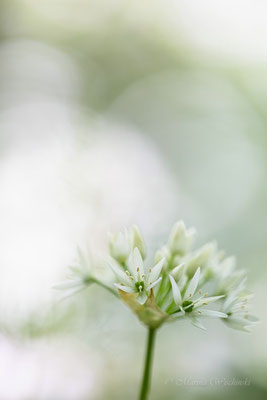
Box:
(54, 221), (258, 400)
(55, 221), (257, 332)
(108, 225), (146, 264)
(169, 268), (227, 330)
(168, 220), (196, 257)
(109, 248), (164, 304)
(53, 247), (118, 299)
(221, 280), (258, 332)
(53, 248), (93, 298)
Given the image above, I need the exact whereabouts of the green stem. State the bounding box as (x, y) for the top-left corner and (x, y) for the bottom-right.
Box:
(139, 328), (157, 400)
(90, 278), (119, 298)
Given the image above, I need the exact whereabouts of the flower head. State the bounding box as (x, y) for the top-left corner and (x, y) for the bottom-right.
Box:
(53, 247), (93, 299)
(55, 221), (257, 332)
(221, 280), (258, 332)
(109, 247), (164, 304)
(169, 268), (227, 330)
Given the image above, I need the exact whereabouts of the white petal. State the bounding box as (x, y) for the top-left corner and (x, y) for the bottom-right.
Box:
(133, 247), (144, 277)
(53, 279), (83, 290)
(57, 285), (85, 301)
(147, 277), (162, 290)
(194, 295), (224, 308)
(184, 267), (200, 300)
(195, 309), (227, 318)
(127, 251), (137, 279)
(137, 291), (147, 304)
(222, 282), (248, 313)
(77, 247), (89, 271)
(171, 263), (185, 280)
(222, 294), (238, 314)
(224, 317), (254, 332)
(108, 261), (132, 286)
(246, 315), (259, 322)
(116, 232), (128, 254)
(148, 258), (165, 282)
(227, 316), (256, 326)
(169, 275), (182, 305)
(190, 316), (206, 330)
(224, 278), (247, 310)
(114, 283), (135, 293)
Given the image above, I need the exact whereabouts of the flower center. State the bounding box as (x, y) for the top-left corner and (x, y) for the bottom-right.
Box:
(135, 281), (145, 292)
(182, 300), (194, 313)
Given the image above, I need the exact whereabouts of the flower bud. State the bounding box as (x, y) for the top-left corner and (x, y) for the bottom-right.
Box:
(131, 225), (146, 259)
(108, 230), (131, 264)
(155, 246), (170, 269)
(168, 221), (195, 256)
(186, 241), (217, 278)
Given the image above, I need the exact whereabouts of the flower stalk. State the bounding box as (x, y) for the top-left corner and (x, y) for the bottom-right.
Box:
(54, 221), (258, 400)
(139, 327), (156, 400)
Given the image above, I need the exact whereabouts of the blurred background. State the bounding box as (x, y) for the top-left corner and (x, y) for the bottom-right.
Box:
(0, 0), (267, 399)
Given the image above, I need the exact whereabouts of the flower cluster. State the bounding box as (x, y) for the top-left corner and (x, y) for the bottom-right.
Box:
(54, 221), (257, 332)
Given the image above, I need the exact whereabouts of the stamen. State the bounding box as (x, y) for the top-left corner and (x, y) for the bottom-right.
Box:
(125, 271), (130, 276)
(137, 267), (139, 272)
(142, 274), (145, 278)
(149, 268), (152, 273)
(202, 302), (208, 306)
(199, 290), (202, 294)
(204, 293), (208, 297)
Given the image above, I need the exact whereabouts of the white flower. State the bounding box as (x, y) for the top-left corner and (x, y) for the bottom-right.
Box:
(169, 268), (227, 330)
(168, 221), (196, 257)
(55, 220), (257, 332)
(53, 248), (93, 299)
(109, 247), (165, 304)
(211, 256), (245, 295)
(154, 246), (170, 269)
(185, 241), (217, 278)
(108, 229), (131, 264)
(108, 225), (146, 264)
(221, 280), (258, 332)
(131, 225), (146, 259)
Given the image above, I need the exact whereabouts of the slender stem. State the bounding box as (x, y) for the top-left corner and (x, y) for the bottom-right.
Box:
(139, 328), (157, 400)
(90, 278), (119, 298)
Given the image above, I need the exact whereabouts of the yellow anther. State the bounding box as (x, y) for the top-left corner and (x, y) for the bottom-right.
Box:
(137, 267), (139, 272)
(199, 290), (202, 294)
